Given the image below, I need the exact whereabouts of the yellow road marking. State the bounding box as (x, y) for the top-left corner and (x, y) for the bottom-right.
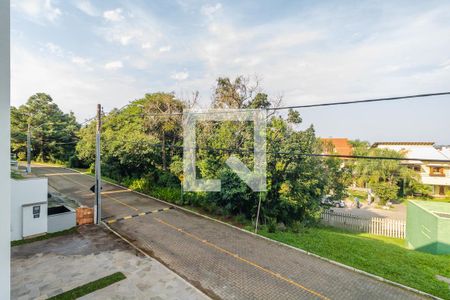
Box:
(43, 173), (81, 176)
(38, 166), (328, 299)
(101, 189), (132, 195)
(154, 217), (329, 300)
(42, 169), (139, 212)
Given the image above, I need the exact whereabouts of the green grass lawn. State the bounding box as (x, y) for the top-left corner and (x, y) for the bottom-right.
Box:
(11, 227), (78, 247)
(252, 226), (450, 299)
(48, 272), (126, 300)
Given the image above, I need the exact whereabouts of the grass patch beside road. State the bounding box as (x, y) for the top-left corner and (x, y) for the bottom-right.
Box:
(252, 226), (450, 299)
(11, 227), (78, 247)
(48, 272), (126, 300)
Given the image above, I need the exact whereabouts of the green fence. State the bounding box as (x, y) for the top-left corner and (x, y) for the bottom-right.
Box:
(407, 200), (450, 254)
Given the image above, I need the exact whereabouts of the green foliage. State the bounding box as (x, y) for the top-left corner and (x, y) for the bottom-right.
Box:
(10, 170), (24, 179)
(10, 93), (80, 163)
(266, 217), (277, 233)
(74, 79), (347, 226)
(257, 226), (450, 299)
(48, 272), (126, 300)
(349, 143), (424, 202)
(11, 227), (77, 247)
(371, 182), (399, 205)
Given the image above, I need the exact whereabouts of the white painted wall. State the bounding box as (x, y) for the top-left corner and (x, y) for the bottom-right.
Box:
(22, 202), (48, 238)
(0, 0), (10, 298)
(11, 178), (48, 241)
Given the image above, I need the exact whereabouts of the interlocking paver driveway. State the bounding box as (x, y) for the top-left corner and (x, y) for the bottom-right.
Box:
(32, 165), (427, 300)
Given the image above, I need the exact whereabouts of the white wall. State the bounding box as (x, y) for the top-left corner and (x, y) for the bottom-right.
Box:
(0, 0), (10, 298)
(11, 178), (48, 241)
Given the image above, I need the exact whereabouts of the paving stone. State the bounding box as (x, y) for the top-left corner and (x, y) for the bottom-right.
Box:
(11, 226), (208, 300)
(27, 165), (433, 300)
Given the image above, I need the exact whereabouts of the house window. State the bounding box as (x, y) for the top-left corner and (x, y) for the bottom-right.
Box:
(439, 186), (445, 196)
(429, 166), (444, 177)
(411, 165), (421, 172)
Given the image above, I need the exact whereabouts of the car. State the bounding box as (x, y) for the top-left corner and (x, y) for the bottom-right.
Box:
(334, 200), (345, 208)
(320, 197), (345, 208)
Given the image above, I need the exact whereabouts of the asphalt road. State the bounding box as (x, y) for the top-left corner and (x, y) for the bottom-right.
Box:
(33, 165), (426, 300)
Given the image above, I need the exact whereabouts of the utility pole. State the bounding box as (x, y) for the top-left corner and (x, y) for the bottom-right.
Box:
(255, 192), (263, 233)
(26, 122), (31, 173)
(95, 104), (102, 224)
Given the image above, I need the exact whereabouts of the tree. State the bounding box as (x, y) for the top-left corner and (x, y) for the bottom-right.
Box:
(10, 93), (79, 162)
(76, 93), (186, 180)
(348, 142), (425, 203)
(142, 93), (184, 171)
(75, 76), (347, 227)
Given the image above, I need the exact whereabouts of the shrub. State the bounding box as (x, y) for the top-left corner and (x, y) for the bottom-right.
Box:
(267, 217), (277, 233)
(371, 182), (399, 205)
(290, 221), (303, 233)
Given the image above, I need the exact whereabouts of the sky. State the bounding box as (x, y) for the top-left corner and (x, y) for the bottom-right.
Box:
(10, 0), (450, 144)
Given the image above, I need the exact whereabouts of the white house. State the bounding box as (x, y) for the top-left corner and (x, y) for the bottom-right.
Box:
(440, 147), (450, 159)
(11, 178), (48, 241)
(372, 142), (450, 197)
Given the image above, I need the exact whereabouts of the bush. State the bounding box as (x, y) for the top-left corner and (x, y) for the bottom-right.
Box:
(290, 221), (303, 233)
(234, 214), (248, 225)
(371, 182), (399, 205)
(267, 217), (277, 233)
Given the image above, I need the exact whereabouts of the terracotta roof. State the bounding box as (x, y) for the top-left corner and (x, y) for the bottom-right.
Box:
(321, 138), (353, 156)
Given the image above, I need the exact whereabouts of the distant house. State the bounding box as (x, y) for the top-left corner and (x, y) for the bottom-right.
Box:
(439, 146), (450, 159)
(321, 138), (353, 156)
(372, 142), (450, 197)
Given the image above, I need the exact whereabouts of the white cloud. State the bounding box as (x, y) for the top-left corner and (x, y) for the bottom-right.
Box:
(103, 8), (124, 22)
(97, 4), (164, 72)
(71, 56), (89, 66)
(159, 45), (171, 52)
(104, 60), (124, 70)
(45, 42), (64, 56)
(74, 0), (98, 16)
(171, 71), (189, 81)
(12, 0), (61, 23)
(201, 3), (222, 18)
(11, 44), (144, 121)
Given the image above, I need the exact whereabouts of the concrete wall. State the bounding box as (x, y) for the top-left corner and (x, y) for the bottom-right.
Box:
(11, 178), (48, 241)
(406, 201), (438, 253)
(22, 202), (48, 238)
(48, 207), (76, 233)
(0, 0), (10, 298)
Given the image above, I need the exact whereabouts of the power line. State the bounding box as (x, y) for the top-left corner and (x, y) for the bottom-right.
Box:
(106, 139), (450, 163)
(88, 91), (450, 119)
(268, 92), (450, 111)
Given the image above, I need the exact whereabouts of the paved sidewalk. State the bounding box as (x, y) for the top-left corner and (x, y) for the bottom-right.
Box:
(31, 165), (428, 300)
(12, 225), (209, 300)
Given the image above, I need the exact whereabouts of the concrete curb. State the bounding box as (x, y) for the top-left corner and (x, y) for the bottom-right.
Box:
(58, 165), (440, 300)
(102, 221), (211, 300)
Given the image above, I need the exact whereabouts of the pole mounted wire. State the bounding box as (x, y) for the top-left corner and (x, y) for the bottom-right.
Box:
(78, 91), (450, 121)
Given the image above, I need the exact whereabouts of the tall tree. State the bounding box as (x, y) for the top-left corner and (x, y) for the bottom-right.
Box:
(11, 93), (80, 162)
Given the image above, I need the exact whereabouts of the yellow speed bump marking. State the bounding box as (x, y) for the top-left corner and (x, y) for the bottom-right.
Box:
(42, 169), (139, 212)
(101, 189), (132, 195)
(154, 217), (329, 300)
(43, 173), (81, 176)
(104, 207), (174, 225)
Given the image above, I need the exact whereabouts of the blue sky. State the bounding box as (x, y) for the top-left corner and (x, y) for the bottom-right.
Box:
(10, 0), (450, 143)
